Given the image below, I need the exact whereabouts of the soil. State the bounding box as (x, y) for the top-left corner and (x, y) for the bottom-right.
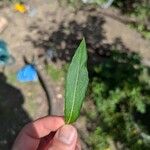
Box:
(0, 0), (150, 149)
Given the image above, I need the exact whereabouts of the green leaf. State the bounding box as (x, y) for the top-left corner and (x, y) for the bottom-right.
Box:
(65, 38), (89, 124)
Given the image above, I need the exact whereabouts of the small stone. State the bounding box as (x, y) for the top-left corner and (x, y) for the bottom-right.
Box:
(57, 94), (63, 99)
(0, 17), (8, 33)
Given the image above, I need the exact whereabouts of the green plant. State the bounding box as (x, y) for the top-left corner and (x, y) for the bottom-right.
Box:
(85, 49), (150, 149)
(88, 127), (109, 150)
(113, 0), (150, 39)
(129, 23), (150, 40)
(65, 38), (89, 123)
(129, 4), (150, 39)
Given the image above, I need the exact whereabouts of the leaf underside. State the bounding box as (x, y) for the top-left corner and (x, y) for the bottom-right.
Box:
(65, 38), (89, 124)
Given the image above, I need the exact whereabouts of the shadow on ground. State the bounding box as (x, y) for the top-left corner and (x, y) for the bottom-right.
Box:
(0, 72), (31, 150)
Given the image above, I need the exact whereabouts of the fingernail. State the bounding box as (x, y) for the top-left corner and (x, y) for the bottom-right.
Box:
(56, 125), (76, 145)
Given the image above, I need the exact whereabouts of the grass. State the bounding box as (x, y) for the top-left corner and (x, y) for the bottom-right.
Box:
(45, 64), (66, 82)
(129, 24), (150, 40)
(6, 72), (17, 85)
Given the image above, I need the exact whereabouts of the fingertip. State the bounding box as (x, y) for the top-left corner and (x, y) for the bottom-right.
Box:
(48, 125), (78, 150)
(55, 125), (77, 145)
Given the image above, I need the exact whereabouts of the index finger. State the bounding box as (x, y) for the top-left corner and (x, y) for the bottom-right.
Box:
(25, 116), (65, 138)
(12, 116), (65, 150)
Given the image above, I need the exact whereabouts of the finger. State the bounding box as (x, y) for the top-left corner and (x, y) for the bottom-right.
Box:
(38, 129), (81, 150)
(75, 138), (81, 150)
(25, 116), (64, 138)
(37, 131), (56, 150)
(12, 116), (65, 150)
(48, 125), (78, 150)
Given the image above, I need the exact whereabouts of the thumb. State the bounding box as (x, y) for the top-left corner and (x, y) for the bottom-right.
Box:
(48, 125), (77, 150)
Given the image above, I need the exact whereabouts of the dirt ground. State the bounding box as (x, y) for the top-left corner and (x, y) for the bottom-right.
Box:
(0, 0), (150, 149)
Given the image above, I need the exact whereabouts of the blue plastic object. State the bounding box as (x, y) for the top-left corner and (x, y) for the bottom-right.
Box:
(17, 64), (38, 82)
(0, 40), (15, 65)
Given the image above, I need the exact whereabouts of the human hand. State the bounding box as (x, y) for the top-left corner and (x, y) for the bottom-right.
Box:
(12, 116), (81, 150)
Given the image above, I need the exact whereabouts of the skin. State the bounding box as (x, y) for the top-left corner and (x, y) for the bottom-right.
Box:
(12, 116), (81, 150)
